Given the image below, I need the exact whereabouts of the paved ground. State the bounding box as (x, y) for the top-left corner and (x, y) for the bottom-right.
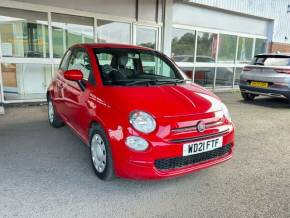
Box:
(0, 92), (290, 218)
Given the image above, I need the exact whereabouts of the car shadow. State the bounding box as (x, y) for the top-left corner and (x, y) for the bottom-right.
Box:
(239, 97), (290, 109)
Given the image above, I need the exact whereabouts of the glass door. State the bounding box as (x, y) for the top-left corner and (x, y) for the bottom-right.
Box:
(134, 25), (159, 50)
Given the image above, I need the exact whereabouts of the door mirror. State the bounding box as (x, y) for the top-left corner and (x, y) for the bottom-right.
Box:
(64, 70), (83, 81)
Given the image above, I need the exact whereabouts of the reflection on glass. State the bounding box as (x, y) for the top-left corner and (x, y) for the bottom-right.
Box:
(171, 28), (195, 63)
(0, 7), (49, 58)
(179, 67), (194, 79)
(255, 38), (267, 55)
(196, 32), (218, 62)
(136, 27), (156, 49)
(234, 68), (243, 86)
(215, 67), (234, 87)
(52, 13), (94, 58)
(218, 34), (237, 63)
(96, 20), (130, 44)
(1, 63), (51, 100)
(237, 37), (253, 63)
(194, 67), (215, 88)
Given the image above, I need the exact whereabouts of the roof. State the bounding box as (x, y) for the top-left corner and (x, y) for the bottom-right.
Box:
(72, 43), (155, 51)
(255, 53), (290, 57)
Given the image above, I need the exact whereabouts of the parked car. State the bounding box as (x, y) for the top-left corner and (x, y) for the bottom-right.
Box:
(47, 43), (235, 180)
(240, 54), (290, 102)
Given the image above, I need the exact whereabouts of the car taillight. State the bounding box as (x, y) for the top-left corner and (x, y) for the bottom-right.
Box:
(242, 67), (252, 72)
(274, 68), (290, 74)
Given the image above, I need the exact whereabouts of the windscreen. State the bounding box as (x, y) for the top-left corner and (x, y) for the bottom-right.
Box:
(252, 56), (290, 66)
(94, 48), (184, 86)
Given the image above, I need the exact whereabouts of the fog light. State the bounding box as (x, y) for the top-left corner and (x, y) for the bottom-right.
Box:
(125, 136), (149, 151)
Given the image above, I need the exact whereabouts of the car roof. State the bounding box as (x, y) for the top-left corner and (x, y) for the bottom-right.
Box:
(255, 53), (290, 58)
(73, 43), (155, 51)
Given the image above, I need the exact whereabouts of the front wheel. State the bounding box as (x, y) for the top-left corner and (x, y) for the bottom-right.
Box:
(47, 96), (64, 128)
(241, 92), (258, 101)
(90, 125), (115, 181)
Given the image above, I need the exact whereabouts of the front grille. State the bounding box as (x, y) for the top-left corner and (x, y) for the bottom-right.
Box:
(155, 144), (231, 170)
(169, 129), (229, 143)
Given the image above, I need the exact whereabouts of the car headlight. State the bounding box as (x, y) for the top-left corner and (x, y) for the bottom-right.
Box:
(221, 103), (231, 122)
(125, 136), (149, 151)
(129, 111), (156, 134)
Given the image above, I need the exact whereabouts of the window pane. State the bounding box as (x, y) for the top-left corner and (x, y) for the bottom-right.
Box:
(218, 34), (237, 63)
(136, 27), (156, 49)
(237, 37), (253, 63)
(234, 68), (243, 86)
(96, 20), (130, 44)
(196, 32), (218, 62)
(194, 67), (215, 87)
(140, 53), (176, 78)
(0, 7), (49, 58)
(171, 28), (195, 63)
(180, 67), (194, 80)
(68, 50), (92, 80)
(52, 13), (94, 58)
(255, 38), (267, 55)
(1, 63), (51, 100)
(215, 67), (234, 87)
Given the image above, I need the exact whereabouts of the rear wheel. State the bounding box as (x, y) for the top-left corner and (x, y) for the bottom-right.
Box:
(241, 92), (258, 101)
(47, 96), (64, 128)
(90, 125), (115, 181)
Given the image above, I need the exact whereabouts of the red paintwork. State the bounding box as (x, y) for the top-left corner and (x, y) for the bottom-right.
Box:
(64, 69), (83, 81)
(47, 43), (235, 180)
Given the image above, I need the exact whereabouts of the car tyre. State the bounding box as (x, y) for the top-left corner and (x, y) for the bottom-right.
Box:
(89, 125), (115, 181)
(241, 92), (257, 101)
(47, 96), (64, 128)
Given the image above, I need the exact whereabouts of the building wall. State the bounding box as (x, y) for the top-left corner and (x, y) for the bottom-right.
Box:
(187, 0), (290, 45)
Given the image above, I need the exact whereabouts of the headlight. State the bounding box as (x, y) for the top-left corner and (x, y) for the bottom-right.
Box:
(129, 111), (156, 134)
(125, 136), (149, 151)
(221, 103), (231, 122)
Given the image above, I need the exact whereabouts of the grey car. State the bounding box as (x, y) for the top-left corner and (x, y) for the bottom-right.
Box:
(239, 54), (290, 102)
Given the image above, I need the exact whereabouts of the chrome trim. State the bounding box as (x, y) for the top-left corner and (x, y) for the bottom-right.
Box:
(171, 121), (223, 133)
(169, 129), (230, 143)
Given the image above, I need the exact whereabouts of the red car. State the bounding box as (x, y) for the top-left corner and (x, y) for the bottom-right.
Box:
(47, 43), (235, 180)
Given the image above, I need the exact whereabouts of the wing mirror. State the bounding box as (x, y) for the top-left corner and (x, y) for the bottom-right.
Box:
(63, 70), (85, 91)
(64, 70), (83, 81)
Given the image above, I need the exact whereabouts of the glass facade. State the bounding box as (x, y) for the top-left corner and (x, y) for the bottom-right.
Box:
(171, 27), (267, 88)
(52, 13), (94, 58)
(96, 20), (131, 44)
(237, 37), (254, 63)
(0, 5), (269, 102)
(194, 67), (215, 88)
(196, 32), (218, 62)
(1, 63), (51, 100)
(136, 26), (157, 49)
(0, 7), (49, 58)
(171, 28), (195, 63)
(0, 7), (160, 102)
(218, 34), (237, 63)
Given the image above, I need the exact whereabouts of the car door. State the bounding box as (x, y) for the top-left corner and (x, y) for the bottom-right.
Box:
(63, 47), (95, 137)
(54, 49), (72, 118)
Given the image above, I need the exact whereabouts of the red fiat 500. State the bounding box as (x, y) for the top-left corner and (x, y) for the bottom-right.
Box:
(47, 43), (235, 180)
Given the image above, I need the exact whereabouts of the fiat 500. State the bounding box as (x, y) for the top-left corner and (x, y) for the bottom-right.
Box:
(47, 43), (235, 180)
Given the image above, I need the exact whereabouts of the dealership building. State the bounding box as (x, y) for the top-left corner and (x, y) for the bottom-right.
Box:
(0, 0), (289, 107)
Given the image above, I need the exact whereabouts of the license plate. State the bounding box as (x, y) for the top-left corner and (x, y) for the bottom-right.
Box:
(250, 81), (268, 88)
(183, 137), (223, 156)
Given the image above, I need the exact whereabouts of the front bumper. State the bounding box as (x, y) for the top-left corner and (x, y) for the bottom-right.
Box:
(111, 127), (235, 180)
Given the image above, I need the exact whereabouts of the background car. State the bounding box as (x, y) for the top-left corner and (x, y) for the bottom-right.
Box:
(240, 53), (290, 102)
(47, 43), (235, 180)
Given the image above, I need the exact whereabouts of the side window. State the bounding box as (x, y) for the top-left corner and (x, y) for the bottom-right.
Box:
(60, 50), (72, 71)
(68, 49), (93, 82)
